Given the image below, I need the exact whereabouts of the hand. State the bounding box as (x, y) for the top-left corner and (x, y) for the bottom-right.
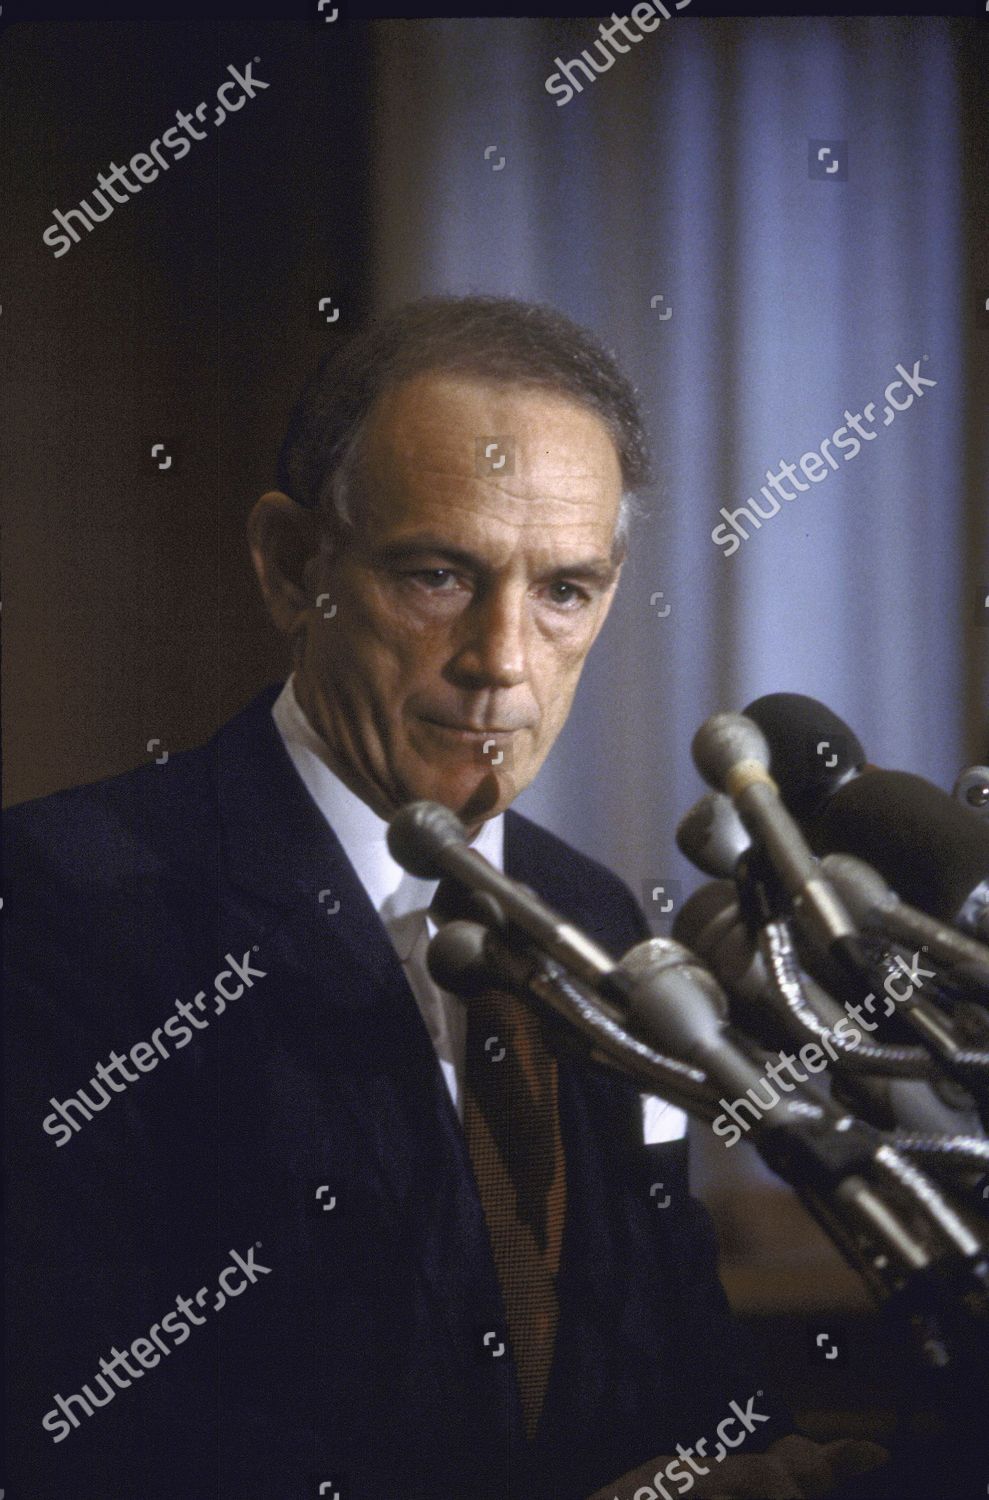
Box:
(586, 1432), (889, 1500)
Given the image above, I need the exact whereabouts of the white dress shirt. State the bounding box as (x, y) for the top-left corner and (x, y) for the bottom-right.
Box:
(271, 676), (686, 1142)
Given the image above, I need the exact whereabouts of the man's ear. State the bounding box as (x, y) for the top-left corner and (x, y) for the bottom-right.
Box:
(247, 491), (320, 635)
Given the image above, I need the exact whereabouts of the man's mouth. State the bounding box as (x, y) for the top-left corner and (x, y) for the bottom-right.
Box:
(421, 719), (519, 743)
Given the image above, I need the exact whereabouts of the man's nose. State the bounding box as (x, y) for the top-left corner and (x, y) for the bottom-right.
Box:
(450, 588), (528, 688)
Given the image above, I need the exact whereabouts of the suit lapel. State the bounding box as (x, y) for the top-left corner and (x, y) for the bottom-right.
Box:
(213, 687), (526, 1438)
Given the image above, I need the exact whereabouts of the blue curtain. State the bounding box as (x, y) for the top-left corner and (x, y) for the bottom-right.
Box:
(372, 16), (987, 916)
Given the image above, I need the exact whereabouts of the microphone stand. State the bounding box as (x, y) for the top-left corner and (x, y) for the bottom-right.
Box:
(428, 907), (989, 1380)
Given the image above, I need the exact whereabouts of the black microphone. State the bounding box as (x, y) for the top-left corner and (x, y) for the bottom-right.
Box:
(744, 693), (989, 943)
(740, 691), (866, 821)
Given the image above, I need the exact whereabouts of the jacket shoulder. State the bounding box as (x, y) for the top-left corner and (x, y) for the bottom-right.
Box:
(2, 686), (281, 894)
(3, 739), (216, 889)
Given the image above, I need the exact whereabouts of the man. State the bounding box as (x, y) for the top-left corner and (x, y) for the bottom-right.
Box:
(3, 296), (886, 1498)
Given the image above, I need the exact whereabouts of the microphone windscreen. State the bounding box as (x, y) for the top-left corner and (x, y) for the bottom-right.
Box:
(811, 770), (989, 921)
(425, 920), (492, 997)
(691, 713), (770, 791)
(744, 692), (866, 821)
(430, 875), (506, 930)
(671, 880), (738, 954)
(676, 794), (750, 878)
(387, 801), (466, 878)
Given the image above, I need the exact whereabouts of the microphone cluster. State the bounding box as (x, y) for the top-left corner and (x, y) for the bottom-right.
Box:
(386, 693), (989, 1373)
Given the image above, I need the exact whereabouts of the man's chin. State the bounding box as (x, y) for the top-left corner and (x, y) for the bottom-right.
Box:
(457, 769), (518, 828)
(401, 767), (521, 829)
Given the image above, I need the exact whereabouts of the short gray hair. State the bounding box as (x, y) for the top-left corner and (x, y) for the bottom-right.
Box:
(277, 295), (652, 561)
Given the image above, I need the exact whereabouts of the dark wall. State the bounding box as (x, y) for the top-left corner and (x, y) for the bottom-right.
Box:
(1, 22), (371, 804)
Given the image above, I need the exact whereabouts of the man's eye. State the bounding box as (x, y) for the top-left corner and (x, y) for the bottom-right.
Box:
(406, 568), (458, 589)
(548, 580), (591, 607)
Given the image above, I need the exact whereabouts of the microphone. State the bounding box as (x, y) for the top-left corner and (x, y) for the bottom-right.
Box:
(691, 713), (858, 956)
(607, 934), (830, 1128)
(822, 853), (989, 998)
(740, 691), (866, 821)
(388, 801), (627, 1002)
(744, 694), (989, 944)
(426, 914), (510, 998)
(431, 901), (989, 1327)
(618, 934), (989, 1335)
(954, 766), (989, 822)
(676, 791), (751, 879)
(424, 917), (718, 1117)
(672, 881), (760, 991)
(674, 880), (989, 1138)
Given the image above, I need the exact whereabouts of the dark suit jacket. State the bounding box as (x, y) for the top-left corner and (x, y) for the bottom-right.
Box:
(3, 685), (790, 1500)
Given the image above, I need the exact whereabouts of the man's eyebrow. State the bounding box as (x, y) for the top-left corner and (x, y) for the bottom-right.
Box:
(373, 538), (485, 569)
(550, 559), (619, 585)
(373, 536), (618, 583)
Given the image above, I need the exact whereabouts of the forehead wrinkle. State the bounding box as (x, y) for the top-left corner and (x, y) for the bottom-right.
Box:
(373, 383), (620, 469)
(361, 377), (624, 536)
(368, 468), (620, 532)
(390, 450), (616, 487)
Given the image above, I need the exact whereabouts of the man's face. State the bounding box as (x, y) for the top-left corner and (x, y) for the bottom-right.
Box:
(292, 373), (625, 829)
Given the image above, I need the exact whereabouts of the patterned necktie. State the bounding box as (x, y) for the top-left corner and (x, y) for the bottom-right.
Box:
(463, 986), (567, 1442)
